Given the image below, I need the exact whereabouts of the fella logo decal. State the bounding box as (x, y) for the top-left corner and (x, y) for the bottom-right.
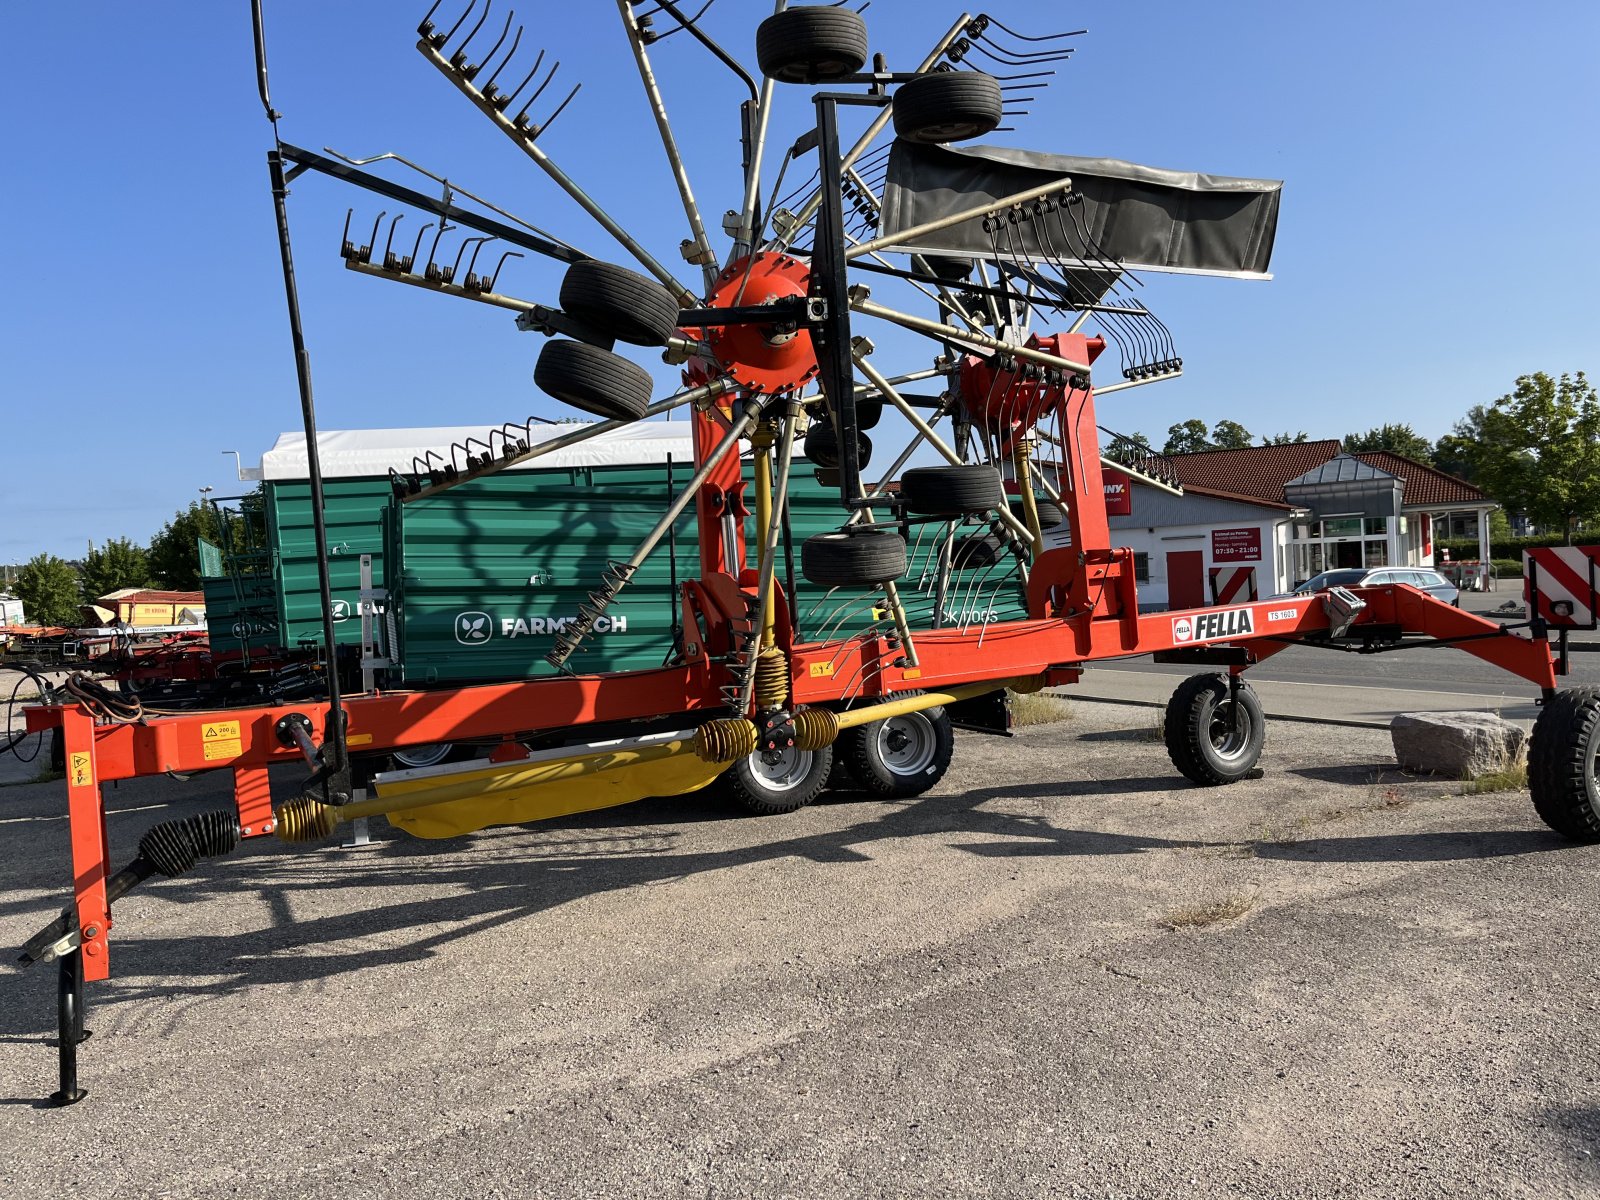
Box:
(1173, 608), (1255, 644)
(455, 611), (493, 644)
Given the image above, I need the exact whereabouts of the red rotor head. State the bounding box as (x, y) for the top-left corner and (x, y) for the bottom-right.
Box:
(702, 253), (820, 394)
(959, 332), (1105, 436)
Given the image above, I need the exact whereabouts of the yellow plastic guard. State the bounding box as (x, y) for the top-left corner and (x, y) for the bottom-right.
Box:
(375, 751), (729, 839)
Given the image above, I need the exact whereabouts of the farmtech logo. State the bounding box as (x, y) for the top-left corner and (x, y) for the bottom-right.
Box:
(452, 611), (630, 644)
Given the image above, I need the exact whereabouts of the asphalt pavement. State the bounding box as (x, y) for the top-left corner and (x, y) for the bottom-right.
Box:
(2, 701), (1598, 1199)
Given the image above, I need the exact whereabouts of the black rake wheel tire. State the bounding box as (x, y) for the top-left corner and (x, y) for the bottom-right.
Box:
(892, 71), (1004, 145)
(755, 7), (869, 84)
(558, 260), (681, 347)
(720, 742), (834, 815)
(899, 464), (1006, 516)
(802, 421), (873, 470)
(923, 255), (975, 283)
(801, 531), (908, 588)
(534, 339), (653, 421)
(1528, 687), (1600, 842)
(951, 532), (1005, 570)
(1164, 673), (1266, 786)
(841, 692), (955, 799)
(1011, 497), (1065, 529)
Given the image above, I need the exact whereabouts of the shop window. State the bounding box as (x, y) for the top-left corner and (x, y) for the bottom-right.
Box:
(1324, 517), (1361, 537)
(1363, 517), (1388, 536)
(1133, 552), (1149, 582)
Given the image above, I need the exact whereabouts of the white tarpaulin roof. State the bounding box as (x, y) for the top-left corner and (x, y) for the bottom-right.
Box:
(250, 421), (698, 482)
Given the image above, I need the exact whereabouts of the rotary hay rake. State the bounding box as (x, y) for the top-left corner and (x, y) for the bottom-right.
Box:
(16, 2), (1595, 1106)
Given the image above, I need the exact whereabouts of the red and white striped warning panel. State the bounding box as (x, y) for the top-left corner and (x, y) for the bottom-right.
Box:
(1209, 566), (1257, 606)
(1523, 546), (1600, 627)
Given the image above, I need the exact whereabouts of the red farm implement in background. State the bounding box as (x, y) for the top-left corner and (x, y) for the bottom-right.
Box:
(14, 2), (1598, 1106)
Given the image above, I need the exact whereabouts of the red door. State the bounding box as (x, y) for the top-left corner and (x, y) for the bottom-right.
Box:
(1166, 550), (1205, 609)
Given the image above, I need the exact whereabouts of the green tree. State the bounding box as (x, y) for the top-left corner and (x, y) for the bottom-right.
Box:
(148, 502), (222, 590)
(15, 553), (81, 626)
(1210, 420), (1254, 449)
(1474, 371), (1600, 543)
(1162, 419), (1211, 455)
(1432, 405), (1488, 482)
(1260, 430), (1309, 445)
(1341, 423), (1433, 462)
(79, 538), (152, 603)
(1104, 430), (1153, 466)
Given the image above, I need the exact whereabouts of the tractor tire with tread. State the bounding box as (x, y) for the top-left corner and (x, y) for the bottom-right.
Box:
(720, 742), (833, 815)
(1164, 672), (1266, 786)
(893, 71), (1004, 144)
(1012, 497), (1064, 529)
(558, 260), (681, 347)
(840, 691), (954, 798)
(802, 422), (872, 470)
(756, 7), (870, 84)
(951, 533), (1005, 570)
(535, 339), (653, 422)
(1528, 686), (1600, 842)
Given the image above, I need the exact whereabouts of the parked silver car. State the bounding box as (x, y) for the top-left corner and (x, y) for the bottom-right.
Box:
(1293, 567), (1461, 606)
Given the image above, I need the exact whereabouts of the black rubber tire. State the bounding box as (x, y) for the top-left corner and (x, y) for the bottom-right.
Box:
(951, 533), (1005, 570)
(558, 260), (681, 347)
(755, 7), (869, 84)
(854, 397), (883, 430)
(802, 422), (872, 470)
(841, 692), (955, 798)
(1011, 497), (1065, 528)
(924, 255), (975, 283)
(900, 465), (1006, 516)
(801, 531), (907, 587)
(390, 742), (458, 770)
(720, 742), (833, 815)
(1164, 673), (1266, 786)
(534, 339), (652, 421)
(892, 71), (1003, 144)
(1528, 687), (1600, 842)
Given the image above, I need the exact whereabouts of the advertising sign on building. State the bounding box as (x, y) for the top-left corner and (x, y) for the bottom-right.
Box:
(1104, 469), (1132, 516)
(1211, 526), (1262, 562)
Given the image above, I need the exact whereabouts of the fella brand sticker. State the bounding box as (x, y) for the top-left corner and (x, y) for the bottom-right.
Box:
(1173, 608), (1255, 643)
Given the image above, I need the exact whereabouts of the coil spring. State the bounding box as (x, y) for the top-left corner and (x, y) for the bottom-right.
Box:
(717, 620), (760, 711)
(792, 706), (839, 752)
(545, 561), (636, 670)
(137, 809), (242, 877)
(754, 648), (790, 709)
(694, 718), (757, 764)
(273, 795), (339, 844)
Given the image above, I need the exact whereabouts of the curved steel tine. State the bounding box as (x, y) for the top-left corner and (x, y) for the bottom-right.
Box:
(497, 47), (544, 111)
(424, 220), (456, 277)
(532, 81), (582, 139)
(486, 249), (524, 292)
(449, 0), (492, 69)
(514, 57), (559, 125)
(381, 213), (404, 268)
(466, 7), (514, 80)
(449, 236), (489, 283)
(437, 0), (477, 48)
(481, 24), (522, 99)
(363, 210), (386, 263)
(405, 221), (435, 272)
(982, 16), (1086, 43)
(463, 236), (494, 287)
(339, 208), (356, 258)
(418, 0), (447, 36)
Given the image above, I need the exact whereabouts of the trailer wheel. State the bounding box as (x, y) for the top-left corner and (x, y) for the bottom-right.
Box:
(899, 465), (1005, 516)
(802, 531), (907, 587)
(755, 7), (869, 84)
(802, 421), (873, 470)
(534, 339), (652, 421)
(558, 260), (681, 347)
(1528, 687), (1600, 842)
(1012, 497), (1065, 529)
(1164, 673), (1265, 786)
(923, 255), (975, 283)
(391, 742), (456, 769)
(721, 742), (833, 815)
(842, 692), (954, 798)
(892, 71), (1003, 144)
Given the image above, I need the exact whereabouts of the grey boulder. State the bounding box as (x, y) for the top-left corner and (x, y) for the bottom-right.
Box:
(1390, 710), (1527, 778)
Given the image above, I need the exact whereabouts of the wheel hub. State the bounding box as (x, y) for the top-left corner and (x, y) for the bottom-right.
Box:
(703, 253), (820, 394)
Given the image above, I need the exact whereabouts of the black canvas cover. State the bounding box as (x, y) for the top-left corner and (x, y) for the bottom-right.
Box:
(880, 141), (1281, 279)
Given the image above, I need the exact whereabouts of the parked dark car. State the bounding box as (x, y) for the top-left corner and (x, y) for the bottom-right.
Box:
(1293, 567), (1460, 606)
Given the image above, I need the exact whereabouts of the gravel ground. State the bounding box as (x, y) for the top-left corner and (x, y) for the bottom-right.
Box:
(1, 699), (1597, 1199)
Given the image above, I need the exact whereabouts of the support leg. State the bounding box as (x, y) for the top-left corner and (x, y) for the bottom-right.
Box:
(50, 948), (88, 1107)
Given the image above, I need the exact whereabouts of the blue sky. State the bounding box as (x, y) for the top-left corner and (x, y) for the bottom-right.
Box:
(3, 1), (1596, 560)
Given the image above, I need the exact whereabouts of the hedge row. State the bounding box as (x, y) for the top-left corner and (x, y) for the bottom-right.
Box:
(1435, 533), (1599, 561)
